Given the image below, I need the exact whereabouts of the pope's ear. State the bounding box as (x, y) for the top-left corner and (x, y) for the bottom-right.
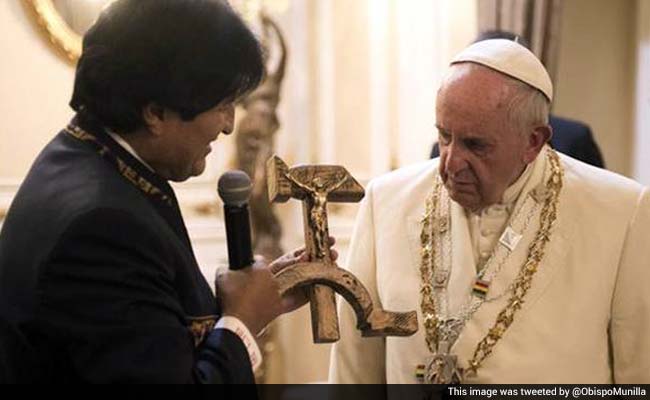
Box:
(142, 103), (167, 136)
(523, 124), (552, 163)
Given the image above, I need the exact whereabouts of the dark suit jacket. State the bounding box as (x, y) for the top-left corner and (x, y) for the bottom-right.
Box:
(430, 115), (606, 168)
(0, 114), (254, 383)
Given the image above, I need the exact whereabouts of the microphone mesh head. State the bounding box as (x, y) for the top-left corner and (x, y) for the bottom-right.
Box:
(218, 170), (252, 206)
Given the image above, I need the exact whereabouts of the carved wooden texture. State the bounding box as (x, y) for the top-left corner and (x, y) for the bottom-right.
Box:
(268, 156), (364, 342)
(274, 262), (418, 337)
(268, 155), (418, 342)
(267, 156), (365, 203)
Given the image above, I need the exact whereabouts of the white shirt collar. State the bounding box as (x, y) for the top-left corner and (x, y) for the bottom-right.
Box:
(466, 161), (534, 219)
(500, 162), (534, 206)
(106, 130), (156, 172)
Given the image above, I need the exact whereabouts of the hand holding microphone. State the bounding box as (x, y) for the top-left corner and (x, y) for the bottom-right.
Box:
(215, 171), (339, 333)
(216, 170), (283, 334)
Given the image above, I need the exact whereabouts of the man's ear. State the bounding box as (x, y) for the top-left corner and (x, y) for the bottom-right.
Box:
(523, 124), (552, 163)
(142, 103), (167, 136)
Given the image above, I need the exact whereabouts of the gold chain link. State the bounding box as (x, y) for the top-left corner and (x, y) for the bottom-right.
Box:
(419, 149), (564, 380)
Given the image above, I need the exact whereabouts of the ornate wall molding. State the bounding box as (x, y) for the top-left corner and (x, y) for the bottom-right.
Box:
(22, 0), (82, 63)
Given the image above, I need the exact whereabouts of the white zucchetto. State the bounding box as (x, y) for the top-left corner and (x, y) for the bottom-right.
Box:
(451, 38), (553, 102)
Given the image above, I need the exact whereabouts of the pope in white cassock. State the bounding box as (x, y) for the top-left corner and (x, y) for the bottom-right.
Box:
(329, 39), (650, 385)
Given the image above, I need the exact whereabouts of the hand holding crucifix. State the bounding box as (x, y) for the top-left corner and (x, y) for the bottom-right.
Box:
(267, 155), (418, 343)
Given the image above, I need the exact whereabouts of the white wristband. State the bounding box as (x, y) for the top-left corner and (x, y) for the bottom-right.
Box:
(215, 316), (262, 371)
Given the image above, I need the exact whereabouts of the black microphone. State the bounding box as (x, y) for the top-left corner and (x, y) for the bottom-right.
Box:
(218, 170), (254, 270)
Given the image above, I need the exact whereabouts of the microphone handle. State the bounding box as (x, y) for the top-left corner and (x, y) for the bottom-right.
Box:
(223, 204), (255, 270)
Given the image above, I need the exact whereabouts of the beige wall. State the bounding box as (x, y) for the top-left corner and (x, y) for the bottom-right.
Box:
(633, 0), (650, 185)
(554, 0), (637, 176)
(4, 0), (640, 181)
(0, 1), (75, 182)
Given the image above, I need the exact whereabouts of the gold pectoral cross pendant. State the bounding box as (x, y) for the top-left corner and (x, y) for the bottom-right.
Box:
(425, 318), (465, 384)
(425, 340), (463, 384)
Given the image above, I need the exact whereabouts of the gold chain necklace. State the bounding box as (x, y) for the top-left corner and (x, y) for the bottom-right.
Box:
(419, 149), (563, 382)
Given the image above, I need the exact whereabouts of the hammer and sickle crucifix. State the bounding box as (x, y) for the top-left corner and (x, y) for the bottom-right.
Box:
(267, 155), (418, 343)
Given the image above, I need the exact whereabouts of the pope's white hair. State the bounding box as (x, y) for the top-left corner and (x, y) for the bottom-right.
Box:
(505, 77), (551, 135)
(442, 62), (551, 135)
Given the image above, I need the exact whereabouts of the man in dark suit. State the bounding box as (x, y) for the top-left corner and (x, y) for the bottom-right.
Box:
(546, 116), (605, 168)
(431, 30), (605, 168)
(0, 0), (312, 383)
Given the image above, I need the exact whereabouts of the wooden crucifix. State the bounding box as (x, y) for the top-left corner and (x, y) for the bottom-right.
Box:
(267, 155), (418, 343)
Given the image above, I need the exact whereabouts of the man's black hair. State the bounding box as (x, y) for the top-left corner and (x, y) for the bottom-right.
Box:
(474, 29), (531, 49)
(70, 0), (264, 133)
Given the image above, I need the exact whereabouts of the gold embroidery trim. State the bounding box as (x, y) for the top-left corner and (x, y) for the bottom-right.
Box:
(64, 124), (172, 206)
(187, 315), (218, 347)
